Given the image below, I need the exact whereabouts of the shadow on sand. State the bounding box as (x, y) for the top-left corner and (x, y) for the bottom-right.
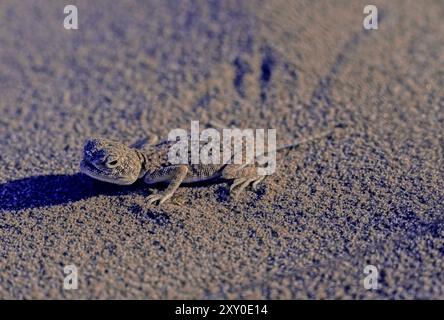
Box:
(0, 173), (143, 211)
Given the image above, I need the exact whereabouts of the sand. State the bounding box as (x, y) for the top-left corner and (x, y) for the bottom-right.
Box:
(0, 0), (443, 299)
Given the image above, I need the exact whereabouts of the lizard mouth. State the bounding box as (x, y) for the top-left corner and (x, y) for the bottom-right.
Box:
(80, 160), (135, 185)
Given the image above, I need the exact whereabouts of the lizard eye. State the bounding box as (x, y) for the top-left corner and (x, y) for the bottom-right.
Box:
(105, 157), (119, 168)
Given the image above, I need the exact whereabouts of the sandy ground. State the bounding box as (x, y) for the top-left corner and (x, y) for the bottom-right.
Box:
(0, 0), (443, 299)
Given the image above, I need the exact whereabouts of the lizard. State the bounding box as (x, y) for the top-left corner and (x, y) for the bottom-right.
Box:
(80, 129), (334, 205)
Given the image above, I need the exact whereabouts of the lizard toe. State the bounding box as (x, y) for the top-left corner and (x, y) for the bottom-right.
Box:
(230, 177), (260, 199)
(230, 178), (248, 192)
(230, 175), (266, 198)
(158, 193), (173, 205)
(147, 193), (173, 205)
(146, 194), (163, 205)
(251, 176), (265, 190)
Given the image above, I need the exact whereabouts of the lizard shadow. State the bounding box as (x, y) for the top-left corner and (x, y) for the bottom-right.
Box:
(0, 173), (146, 211)
(0, 173), (263, 211)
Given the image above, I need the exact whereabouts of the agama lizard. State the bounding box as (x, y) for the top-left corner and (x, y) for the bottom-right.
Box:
(80, 129), (333, 205)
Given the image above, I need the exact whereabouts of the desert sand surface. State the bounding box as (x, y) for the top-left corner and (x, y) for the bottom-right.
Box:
(0, 0), (443, 299)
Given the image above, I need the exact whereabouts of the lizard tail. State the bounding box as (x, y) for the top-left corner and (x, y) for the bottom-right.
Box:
(275, 129), (333, 153)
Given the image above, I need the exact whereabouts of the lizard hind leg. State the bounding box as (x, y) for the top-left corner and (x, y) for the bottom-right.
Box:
(222, 164), (265, 198)
(230, 176), (264, 198)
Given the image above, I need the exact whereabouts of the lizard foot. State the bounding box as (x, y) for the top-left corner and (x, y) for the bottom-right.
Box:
(251, 176), (265, 190)
(146, 192), (173, 205)
(230, 176), (264, 199)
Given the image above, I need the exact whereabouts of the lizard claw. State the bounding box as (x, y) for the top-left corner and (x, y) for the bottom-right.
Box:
(251, 176), (265, 190)
(146, 193), (172, 205)
(229, 188), (241, 200)
(230, 176), (265, 199)
(230, 178), (247, 192)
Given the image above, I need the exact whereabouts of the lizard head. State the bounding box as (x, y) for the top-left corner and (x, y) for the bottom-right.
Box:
(80, 138), (142, 185)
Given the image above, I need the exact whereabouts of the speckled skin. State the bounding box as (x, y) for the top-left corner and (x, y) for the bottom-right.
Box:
(80, 136), (288, 204)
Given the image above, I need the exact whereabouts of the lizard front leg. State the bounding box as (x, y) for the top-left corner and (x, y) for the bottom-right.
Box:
(144, 165), (188, 205)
